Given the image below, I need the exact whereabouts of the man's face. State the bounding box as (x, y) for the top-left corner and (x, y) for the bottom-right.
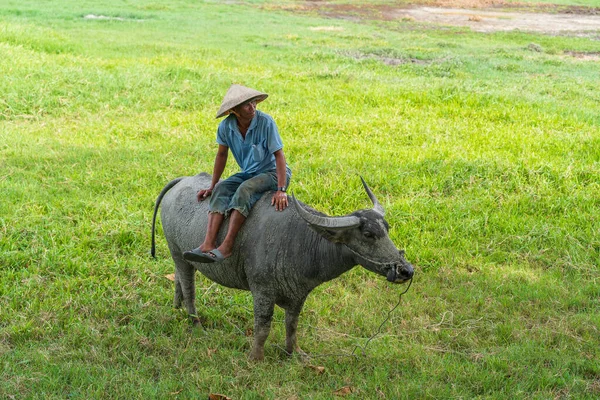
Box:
(232, 99), (257, 120)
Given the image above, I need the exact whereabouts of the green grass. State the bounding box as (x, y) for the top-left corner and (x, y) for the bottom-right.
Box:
(1, 0), (599, 398)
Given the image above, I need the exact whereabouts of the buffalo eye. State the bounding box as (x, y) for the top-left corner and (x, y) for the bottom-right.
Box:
(363, 231), (375, 240)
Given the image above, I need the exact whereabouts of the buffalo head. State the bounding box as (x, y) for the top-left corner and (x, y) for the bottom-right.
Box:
(292, 177), (414, 284)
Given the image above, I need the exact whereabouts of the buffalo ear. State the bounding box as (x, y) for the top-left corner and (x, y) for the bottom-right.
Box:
(307, 225), (355, 243)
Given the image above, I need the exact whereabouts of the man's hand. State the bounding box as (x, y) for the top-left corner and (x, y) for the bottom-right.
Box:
(271, 190), (288, 211)
(197, 188), (213, 202)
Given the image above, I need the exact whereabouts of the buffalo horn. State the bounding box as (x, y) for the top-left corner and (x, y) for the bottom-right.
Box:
(292, 194), (361, 230)
(360, 176), (385, 216)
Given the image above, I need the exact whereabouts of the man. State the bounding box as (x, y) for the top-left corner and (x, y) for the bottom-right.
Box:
(183, 84), (291, 263)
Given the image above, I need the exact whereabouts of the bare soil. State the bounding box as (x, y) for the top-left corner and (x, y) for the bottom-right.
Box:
(278, 1), (600, 35)
(397, 7), (600, 33)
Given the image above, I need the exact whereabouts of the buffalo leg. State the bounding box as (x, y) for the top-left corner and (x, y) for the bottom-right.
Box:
(284, 299), (308, 359)
(172, 252), (198, 323)
(250, 294), (275, 361)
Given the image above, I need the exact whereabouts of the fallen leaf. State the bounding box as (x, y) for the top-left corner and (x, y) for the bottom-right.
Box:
(333, 386), (355, 396)
(164, 273), (175, 281)
(245, 328), (253, 337)
(208, 394), (232, 400)
(307, 365), (325, 375)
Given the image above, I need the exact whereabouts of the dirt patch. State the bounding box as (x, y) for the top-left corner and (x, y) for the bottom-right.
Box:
(345, 50), (431, 65)
(396, 7), (600, 33)
(564, 50), (600, 60)
(428, 0), (599, 14)
(302, 0), (600, 15)
(83, 14), (145, 22)
(270, 1), (600, 35)
(308, 26), (345, 31)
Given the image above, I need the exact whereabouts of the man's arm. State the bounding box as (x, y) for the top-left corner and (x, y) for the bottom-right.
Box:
(211, 144), (229, 187)
(271, 149), (288, 211)
(198, 144), (229, 201)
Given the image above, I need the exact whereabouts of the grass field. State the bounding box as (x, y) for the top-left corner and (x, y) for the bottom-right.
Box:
(1, 0), (599, 398)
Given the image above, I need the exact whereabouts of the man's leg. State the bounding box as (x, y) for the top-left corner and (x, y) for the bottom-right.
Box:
(209, 172), (278, 259)
(191, 173), (248, 253)
(214, 210), (245, 259)
(199, 212), (225, 253)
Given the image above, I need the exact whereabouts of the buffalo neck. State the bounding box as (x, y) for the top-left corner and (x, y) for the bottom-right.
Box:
(312, 237), (357, 282)
(287, 219), (358, 284)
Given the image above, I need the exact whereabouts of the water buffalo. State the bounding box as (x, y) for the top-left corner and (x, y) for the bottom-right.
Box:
(151, 172), (414, 360)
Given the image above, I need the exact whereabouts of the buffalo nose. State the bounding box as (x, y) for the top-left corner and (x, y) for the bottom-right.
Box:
(398, 260), (414, 280)
(387, 262), (414, 283)
(402, 266), (414, 279)
(397, 250), (414, 279)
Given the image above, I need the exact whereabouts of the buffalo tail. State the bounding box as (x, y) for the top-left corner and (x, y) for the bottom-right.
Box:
(151, 177), (185, 258)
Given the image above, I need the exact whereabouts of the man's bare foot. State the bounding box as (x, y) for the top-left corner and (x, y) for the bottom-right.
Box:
(199, 244), (215, 253)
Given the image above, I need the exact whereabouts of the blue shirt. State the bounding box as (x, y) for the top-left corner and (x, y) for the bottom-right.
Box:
(217, 110), (285, 175)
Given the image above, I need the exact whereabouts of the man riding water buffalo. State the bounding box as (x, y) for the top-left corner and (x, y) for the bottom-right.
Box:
(152, 84), (414, 360)
(183, 84), (291, 263)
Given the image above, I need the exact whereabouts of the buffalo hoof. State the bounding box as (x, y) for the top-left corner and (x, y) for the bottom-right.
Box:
(190, 315), (204, 328)
(249, 348), (265, 362)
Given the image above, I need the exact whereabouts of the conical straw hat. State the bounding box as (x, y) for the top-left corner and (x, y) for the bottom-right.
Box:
(216, 84), (268, 118)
